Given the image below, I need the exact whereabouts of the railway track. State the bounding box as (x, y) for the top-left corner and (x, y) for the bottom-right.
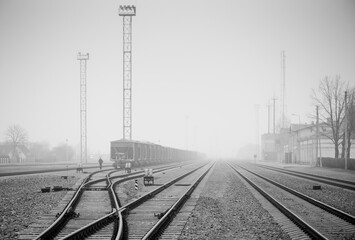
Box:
(255, 163), (355, 191)
(120, 161), (214, 239)
(0, 165), (108, 178)
(27, 162), (190, 240)
(228, 162), (355, 240)
(32, 168), (119, 240)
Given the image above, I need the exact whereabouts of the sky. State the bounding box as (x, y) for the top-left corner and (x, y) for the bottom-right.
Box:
(0, 0), (354, 158)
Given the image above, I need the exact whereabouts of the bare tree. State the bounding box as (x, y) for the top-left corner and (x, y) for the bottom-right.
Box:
(312, 76), (346, 159)
(5, 124), (28, 161)
(343, 89), (355, 159)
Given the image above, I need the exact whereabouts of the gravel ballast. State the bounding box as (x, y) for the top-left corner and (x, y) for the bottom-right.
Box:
(2, 161), (353, 239)
(246, 163), (355, 216)
(259, 162), (355, 182)
(179, 161), (291, 239)
(0, 174), (80, 240)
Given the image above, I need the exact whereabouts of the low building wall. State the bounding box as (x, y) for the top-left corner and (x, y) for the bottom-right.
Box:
(321, 157), (355, 170)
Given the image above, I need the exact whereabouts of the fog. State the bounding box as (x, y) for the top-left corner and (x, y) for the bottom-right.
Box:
(0, 0), (354, 158)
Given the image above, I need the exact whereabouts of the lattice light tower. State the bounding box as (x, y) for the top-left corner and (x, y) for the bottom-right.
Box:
(77, 52), (89, 164)
(119, 5), (136, 140)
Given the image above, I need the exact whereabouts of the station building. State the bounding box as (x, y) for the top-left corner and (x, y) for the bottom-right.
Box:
(261, 122), (355, 165)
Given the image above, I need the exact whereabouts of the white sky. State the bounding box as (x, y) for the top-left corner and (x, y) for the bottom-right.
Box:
(0, 0), (354, 158)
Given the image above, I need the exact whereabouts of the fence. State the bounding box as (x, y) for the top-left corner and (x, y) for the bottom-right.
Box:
(320, 157), (355, 170)
(0, 156), (10, 164)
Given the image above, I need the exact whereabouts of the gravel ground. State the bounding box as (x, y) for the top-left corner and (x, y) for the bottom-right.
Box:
(239, 165), (355, 240)
(179, 161), (291, 240)
(0, 174), (80, 240)
(259, 162), (355, 182)
(3, 161), (352, 239)
(115, 163), (206, 206)
(246, 163), (355, 216)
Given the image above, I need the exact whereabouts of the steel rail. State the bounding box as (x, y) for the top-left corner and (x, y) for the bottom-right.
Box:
(0, 165), (112, 178)
(256, 164), (355, 190)
(238, 164), (355, 224)
(59, 176), (124, 240)
(34, 169), (116, 240)
(34, 177), (89, 240)
(58, 210), (118, 240)
(142, 162), (214, 239)
(33, 162), (192, 240)
(107, 173), (125, 240)
(115, 162), (211, 239)
(120, 162), (210, 213)
(64, 162), (204, 239)
(107, 162), (188, 180)
(227, 162), (329, 240)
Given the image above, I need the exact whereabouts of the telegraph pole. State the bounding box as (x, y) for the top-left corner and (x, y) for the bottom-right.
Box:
(344, 91), (348, 170)
(272, 96), (277, 134)
(77, 52), (89, 164)
(267, 101), (271, 134)
(280, 51), (286, 128)
(255, 104), (260, 161)
(66, 138), (69, 180)
(119, 5), (136, 140)
(185, 115), (189, 151)
(316, 106), (319, 167)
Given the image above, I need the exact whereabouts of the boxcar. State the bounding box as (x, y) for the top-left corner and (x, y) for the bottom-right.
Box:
(110, 139), (201, 167)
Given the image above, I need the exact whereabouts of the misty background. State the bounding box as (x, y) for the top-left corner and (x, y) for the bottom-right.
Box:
(0, 0), (354, 158)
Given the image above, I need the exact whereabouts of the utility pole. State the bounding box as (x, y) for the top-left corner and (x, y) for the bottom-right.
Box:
(344, 91), (348, 170)
(119, 5), (136, 140)
(316, 106), (319, 167)
(267, 101), (271, 134)
(66, 138), (69, 180)
(185, 115), (189, 159)
(255, 104), (260, 161)
(280, 51), (286, 128)
(272, 96), (277, 134)
(77, 52), (89, 164)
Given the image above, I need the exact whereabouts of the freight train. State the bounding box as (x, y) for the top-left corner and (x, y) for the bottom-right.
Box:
(110, 139), (201, 169)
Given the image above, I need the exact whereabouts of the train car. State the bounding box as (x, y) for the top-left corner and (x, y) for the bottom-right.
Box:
(110, 139), (202, 168)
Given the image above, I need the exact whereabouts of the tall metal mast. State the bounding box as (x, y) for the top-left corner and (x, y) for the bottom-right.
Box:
(77, 52), (89, 164)
(119, 5), (136, 140)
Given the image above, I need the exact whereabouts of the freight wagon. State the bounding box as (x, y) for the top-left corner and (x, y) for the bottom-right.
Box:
(110, 139), (200, 168)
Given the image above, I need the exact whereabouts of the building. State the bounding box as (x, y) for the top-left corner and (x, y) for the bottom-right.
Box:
(261, 122), (355, 165)
(261, 134), (278, 161)
(0, 144), (30, 164)
(261, 128), (292, 162)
